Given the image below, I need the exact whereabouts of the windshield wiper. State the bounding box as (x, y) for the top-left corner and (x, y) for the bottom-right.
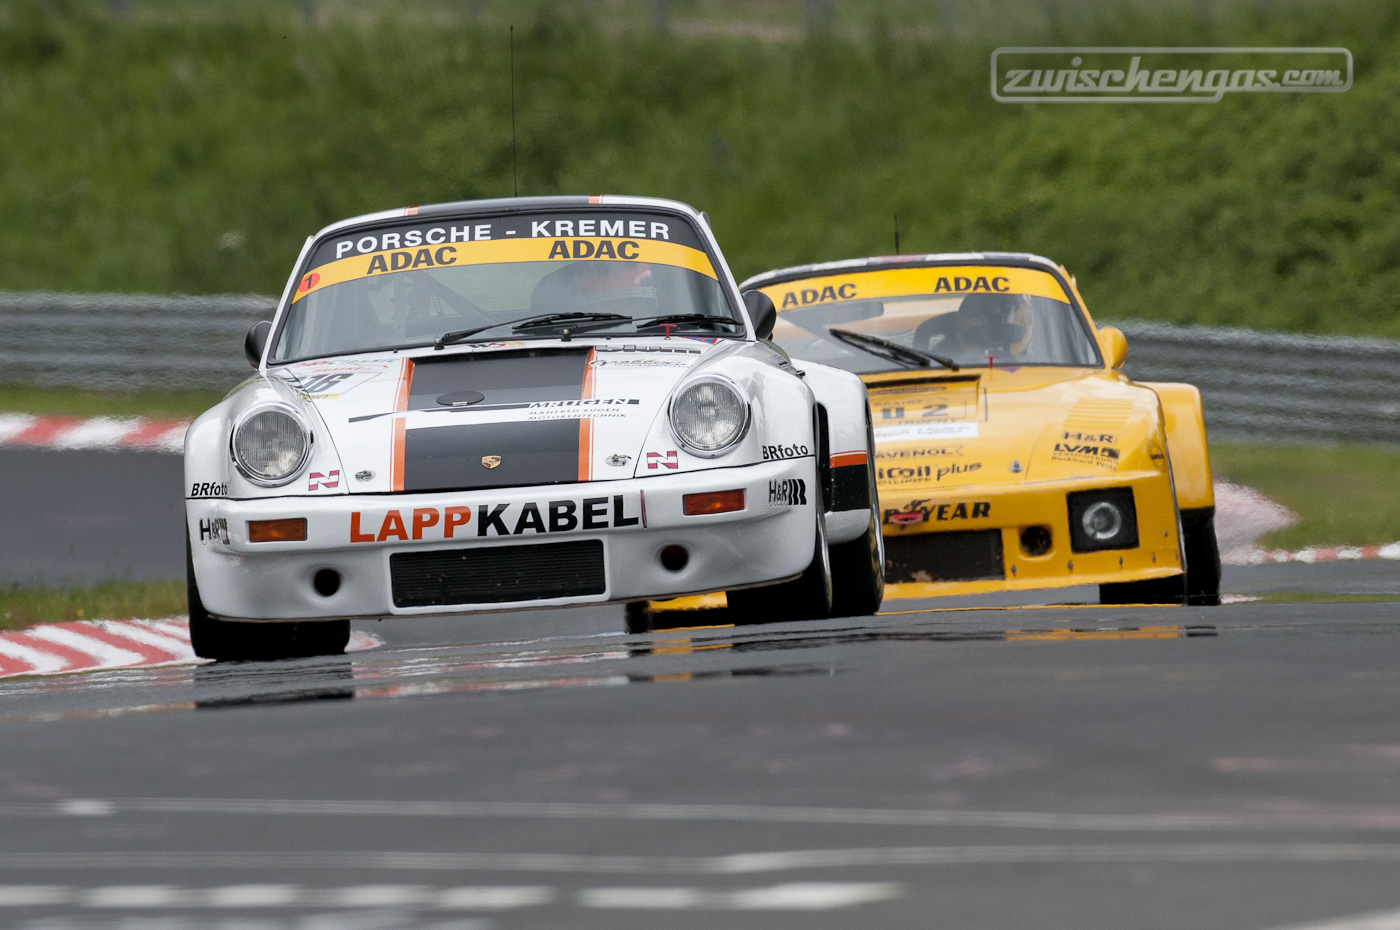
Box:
(827, 328), (959, 372)
(434, 312), (632, 349)
(632, 313), (744, 330)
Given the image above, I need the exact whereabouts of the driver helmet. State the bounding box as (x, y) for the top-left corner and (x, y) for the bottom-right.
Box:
(531, 261), (657, 316)
(953, 292), (1034, 358)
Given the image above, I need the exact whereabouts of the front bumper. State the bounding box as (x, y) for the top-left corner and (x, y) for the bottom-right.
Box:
(187, 459), (820, 621)
(879, 470), (1183, 599)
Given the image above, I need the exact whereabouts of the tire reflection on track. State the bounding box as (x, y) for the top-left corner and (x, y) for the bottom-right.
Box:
(0, 615), (1216, 722)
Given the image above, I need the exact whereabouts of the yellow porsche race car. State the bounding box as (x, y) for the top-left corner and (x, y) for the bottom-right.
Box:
(741, 252), (1219, 606)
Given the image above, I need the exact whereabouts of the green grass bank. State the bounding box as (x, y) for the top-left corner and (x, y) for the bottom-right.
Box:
(2, 1), (1400, 335)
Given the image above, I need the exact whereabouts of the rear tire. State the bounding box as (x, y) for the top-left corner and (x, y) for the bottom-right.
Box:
(727, 514), (833, 625)
(187, 534), (350, 662)
(828, 510), (885, 618)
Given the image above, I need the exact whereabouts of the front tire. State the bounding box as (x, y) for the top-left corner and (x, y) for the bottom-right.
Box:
(1099, 573), (1186, 605)
(186, 534), (349, 661)
(726, 513), (833, 625)
(829, 509), (885, 618)
(1182, 509), (1222, 606)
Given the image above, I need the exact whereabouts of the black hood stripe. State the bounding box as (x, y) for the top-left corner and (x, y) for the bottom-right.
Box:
(401, 349), (592, 492)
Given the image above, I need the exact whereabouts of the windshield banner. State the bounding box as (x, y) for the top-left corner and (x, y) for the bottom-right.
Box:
(295, 212), (716, 303)
(763, 266), (1069, 311)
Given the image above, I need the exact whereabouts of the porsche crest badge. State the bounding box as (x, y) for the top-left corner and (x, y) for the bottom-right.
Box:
(481, 455), (502, 469)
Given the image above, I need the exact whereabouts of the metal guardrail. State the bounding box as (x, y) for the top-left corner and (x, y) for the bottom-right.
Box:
(0, 291), (274, 391)
(2, 293), (1397, 443)
(1112, 320), (1400, 443)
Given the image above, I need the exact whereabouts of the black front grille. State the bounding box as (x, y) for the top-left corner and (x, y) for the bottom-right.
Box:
(391, 540), (606, 607)
(885, 529), (1005, 583)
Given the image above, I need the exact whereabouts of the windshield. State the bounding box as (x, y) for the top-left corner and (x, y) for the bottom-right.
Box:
(763, 265), (1101, 373)
(272, 210), (739, 362)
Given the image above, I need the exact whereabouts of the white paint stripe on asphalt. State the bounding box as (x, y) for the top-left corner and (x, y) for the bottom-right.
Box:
(49, 417), (136, 450)
(0, 638), (69, 674)
(435, 886), (556, 909)
(37, 796), (1400, 833)
(0, 886), (70, 906)
(578, 882), (901, 910)
(0, 414), (37, 442)
(204, 884), (300, 907)
(1267, 908), (1400, 930)
(5, 845), (1400, 876)
(0, 883), (883, 911)
(83, 885), (186, 907)
(23, 625), (146, 668)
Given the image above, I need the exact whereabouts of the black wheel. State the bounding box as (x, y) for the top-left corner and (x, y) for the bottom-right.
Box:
(186, 534), (350, 662)
(1099, 573), (1186, 605)
(624, 601), (653, 635)
(1182, 509), (1222, 606)
(726, 514), (833, 625)
(829, 510), (885, 618)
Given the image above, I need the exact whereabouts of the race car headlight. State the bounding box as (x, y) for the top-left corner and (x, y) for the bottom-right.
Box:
(1067, 487), (1139, 552)
(668, 378), (751, 457)
(231, 406), (312, 486)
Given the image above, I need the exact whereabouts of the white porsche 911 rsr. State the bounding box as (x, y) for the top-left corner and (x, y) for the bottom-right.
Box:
(184, 195), (883, 660)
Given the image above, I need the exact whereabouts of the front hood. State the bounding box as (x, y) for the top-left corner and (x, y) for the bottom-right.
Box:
(279, 339), (720, 494)
(865, 366), (1167, 495)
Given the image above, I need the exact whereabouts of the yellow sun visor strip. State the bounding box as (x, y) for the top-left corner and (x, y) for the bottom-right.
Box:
(293, 237), (718, 303)
(761, 266), (1070, 311)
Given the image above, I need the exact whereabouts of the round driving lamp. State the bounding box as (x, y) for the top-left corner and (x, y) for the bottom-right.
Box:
(232, 406), (312, 485)
(1081, 500), (1124, 542)
(668, 378), (750, 457)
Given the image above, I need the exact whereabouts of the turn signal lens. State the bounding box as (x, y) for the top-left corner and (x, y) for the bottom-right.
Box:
(683, 489), (746, 516)
(248, 518), (307, 543)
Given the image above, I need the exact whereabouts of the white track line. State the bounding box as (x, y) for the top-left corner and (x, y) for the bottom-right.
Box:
(3, 845), (1400, 876)
(578, 882), (901, 910)
(1267, 908), (1400, 930)
(0, 883), (886, 911)
(25, 796), (1400, 833)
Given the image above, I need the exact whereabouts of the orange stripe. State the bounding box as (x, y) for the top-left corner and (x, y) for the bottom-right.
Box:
(578, 349), (597, 481)
(404, 206), (419, 216)
(395, 358), (414, 411)
(391, 418), (407, 492)
(588, 194), (604, 204)
(830, 451), (868, 468)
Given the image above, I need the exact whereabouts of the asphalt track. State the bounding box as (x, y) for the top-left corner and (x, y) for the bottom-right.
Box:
(5, 453), (1400, 928)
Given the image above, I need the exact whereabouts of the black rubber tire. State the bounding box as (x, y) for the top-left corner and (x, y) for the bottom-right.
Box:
(623, 601), (653, 635)
(1098, 573), (1186, 606)
(1183, 511), (1222, 606)
(829, 510), (885, 618)
(726, 515), (833, 625)
(186, 534), (350, 662)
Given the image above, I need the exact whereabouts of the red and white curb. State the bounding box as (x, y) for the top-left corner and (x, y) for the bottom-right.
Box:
(0, 619), (381, 680)
(0, 415), (189, 453)
(1231, 542), (1400, 566)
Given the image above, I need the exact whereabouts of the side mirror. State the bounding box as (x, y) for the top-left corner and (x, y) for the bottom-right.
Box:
(245, 320), (272, 368)
(741, 290), (777, 341)
(1099, 326), (1128, 369)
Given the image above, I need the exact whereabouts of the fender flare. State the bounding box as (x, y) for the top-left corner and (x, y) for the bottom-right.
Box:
(1143, 381), (1214, 511)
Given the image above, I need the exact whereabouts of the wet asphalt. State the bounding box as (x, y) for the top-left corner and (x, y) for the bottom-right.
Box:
(2, 451), (1400, 928)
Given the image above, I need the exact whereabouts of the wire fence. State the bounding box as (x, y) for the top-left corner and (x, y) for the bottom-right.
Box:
(1, 293), (1396, 444)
